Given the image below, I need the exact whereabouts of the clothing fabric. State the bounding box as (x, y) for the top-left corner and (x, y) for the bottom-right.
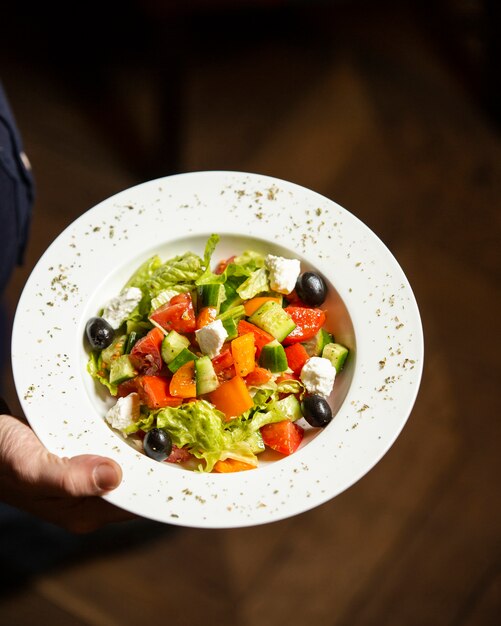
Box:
(0, 81), (35, 293)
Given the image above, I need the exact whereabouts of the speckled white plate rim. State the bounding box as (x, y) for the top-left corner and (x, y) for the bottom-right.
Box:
(12, 170), (424, 528)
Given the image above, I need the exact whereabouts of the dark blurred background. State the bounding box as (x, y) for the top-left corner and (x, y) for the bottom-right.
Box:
(0, 0), (500, 624)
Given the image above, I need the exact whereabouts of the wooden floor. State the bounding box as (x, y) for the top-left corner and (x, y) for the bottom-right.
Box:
(0, 4), (500, 625)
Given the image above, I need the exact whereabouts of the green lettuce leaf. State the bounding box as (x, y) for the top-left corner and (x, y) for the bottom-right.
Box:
(146, 252), (204, 298)
(236, 267), (269, 300)
(123, 410), (156, 435)
(155, 400), (227, 472)
(233, 250), (265, 270)
(124, 255), (163, 290)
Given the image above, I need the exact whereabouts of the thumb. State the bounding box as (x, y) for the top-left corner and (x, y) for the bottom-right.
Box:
(0, 414), (123, 500)
(37, 453), (123, 498)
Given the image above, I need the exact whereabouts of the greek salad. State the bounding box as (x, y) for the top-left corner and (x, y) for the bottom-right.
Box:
(86, 235), (349, 472)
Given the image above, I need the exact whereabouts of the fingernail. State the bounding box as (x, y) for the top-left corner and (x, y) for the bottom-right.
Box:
(93, 463), (120, 491)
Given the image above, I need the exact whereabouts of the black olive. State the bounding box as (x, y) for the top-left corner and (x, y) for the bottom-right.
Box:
(301, 394), (333, 427)
(295, 272), (327, 306)
(143, 428), (173, 462)
(85, 317), (114, 350)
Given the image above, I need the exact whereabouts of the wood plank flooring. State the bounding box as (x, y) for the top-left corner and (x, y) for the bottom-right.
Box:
(0, 4), (499, 625)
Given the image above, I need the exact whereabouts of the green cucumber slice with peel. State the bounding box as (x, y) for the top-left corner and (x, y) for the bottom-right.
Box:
(259, 340), (288, 372)
(322, 343), (349, 372)
(161, 330), (190, 364)
(198, 284), (226, 312)
(195, 356), (219, 394)
(248, 301), (296, 342)
(109, 354), (137, 385)
(168, 348), (198, 373)
(302, 328), (333, 357)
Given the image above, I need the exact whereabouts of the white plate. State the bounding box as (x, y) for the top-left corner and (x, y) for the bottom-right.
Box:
(12, 171), (423, 528)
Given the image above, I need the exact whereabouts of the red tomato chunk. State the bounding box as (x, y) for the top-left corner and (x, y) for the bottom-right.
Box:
(260, 420), (304, 455)
(150, 293), (196, 334)
(282, 306), (326, 345)
(129, 327), (164, 375)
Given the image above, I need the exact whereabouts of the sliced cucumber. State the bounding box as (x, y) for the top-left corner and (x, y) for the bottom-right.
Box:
(302, 328), (333, 357)
(259, 340), (288, 372)
(101, 334), (126, 366)
(109, 354), (137, 385)
(124, 331), (139, 355)
(168, 348), (198, 373)
(195, 356), (219, 395)
(273, 394), (303, 421)
(217, 304), (246, 323)
(199, 284), (226, 312)
(322, 342), (349, 372)
(221, 316), (238, 340)
(161, 330), (190, 364)
(248, 301), (296, 342)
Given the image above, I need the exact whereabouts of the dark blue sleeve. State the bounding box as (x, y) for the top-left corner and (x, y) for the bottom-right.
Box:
(0, 81), (35, 293)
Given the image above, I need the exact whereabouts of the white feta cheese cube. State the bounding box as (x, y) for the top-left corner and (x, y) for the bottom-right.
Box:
(195, 319), (228, 359)
(105, 392), (140, 434)
(300, 356), (336, 397)
(265, 254), (301, 294)
(102, 287), (143, 329)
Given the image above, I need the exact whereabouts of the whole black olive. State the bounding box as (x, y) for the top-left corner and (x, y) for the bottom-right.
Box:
(85, 317), (114, 350)
(301, 394), (333, 427)
(295, 272), (327, 306)
(143, 428), (173, 462)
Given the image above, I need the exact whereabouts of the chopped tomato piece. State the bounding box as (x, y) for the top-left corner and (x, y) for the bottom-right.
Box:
(243, 296), (282, 316)
(260, 420), (304, 455)
(166, 445), (194, 464)
(218, 365), (237, 382)
(282, 306), (326, 345)
(135, 375), (182, 409)
(212, 348), (234, 373)
(215, 255), (236, 275)
(284, 343), (310, 375)
(129, 327), (164, 375)
(245, 367), (272, 387)
(276, 372), (300, 384)
(285, 289), (310, 307)
(237, 319), (274, 357)
(231, 332), (256, 377)
(209, 375), (254, 420)
(169, 360), (197, 398)
(196, 306), (218, 329)
(213, 458), (256, 472)
(150, 292), (196, 334)
(117, 378), (138, 397)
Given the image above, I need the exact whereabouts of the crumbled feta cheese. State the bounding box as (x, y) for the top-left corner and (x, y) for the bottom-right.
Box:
(300, 356), (336, 397)
(195, 319), (228, 359)
(102, 287), (142, 329)
(105, 393), (140, 434)
(265, 254), (301, 294)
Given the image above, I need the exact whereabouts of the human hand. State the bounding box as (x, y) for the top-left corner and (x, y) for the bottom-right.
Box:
(0, 412), (133, 533)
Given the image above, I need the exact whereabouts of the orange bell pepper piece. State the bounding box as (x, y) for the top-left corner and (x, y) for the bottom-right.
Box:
(243, 296), (282, 316)
(237, 320), (274, 357)
(230, 332), (256, 377)
(213, 458), (256, 472)
(209, 375), (254, 419)
(169, 361), (197, 398)
(196, 306), (218, 329)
